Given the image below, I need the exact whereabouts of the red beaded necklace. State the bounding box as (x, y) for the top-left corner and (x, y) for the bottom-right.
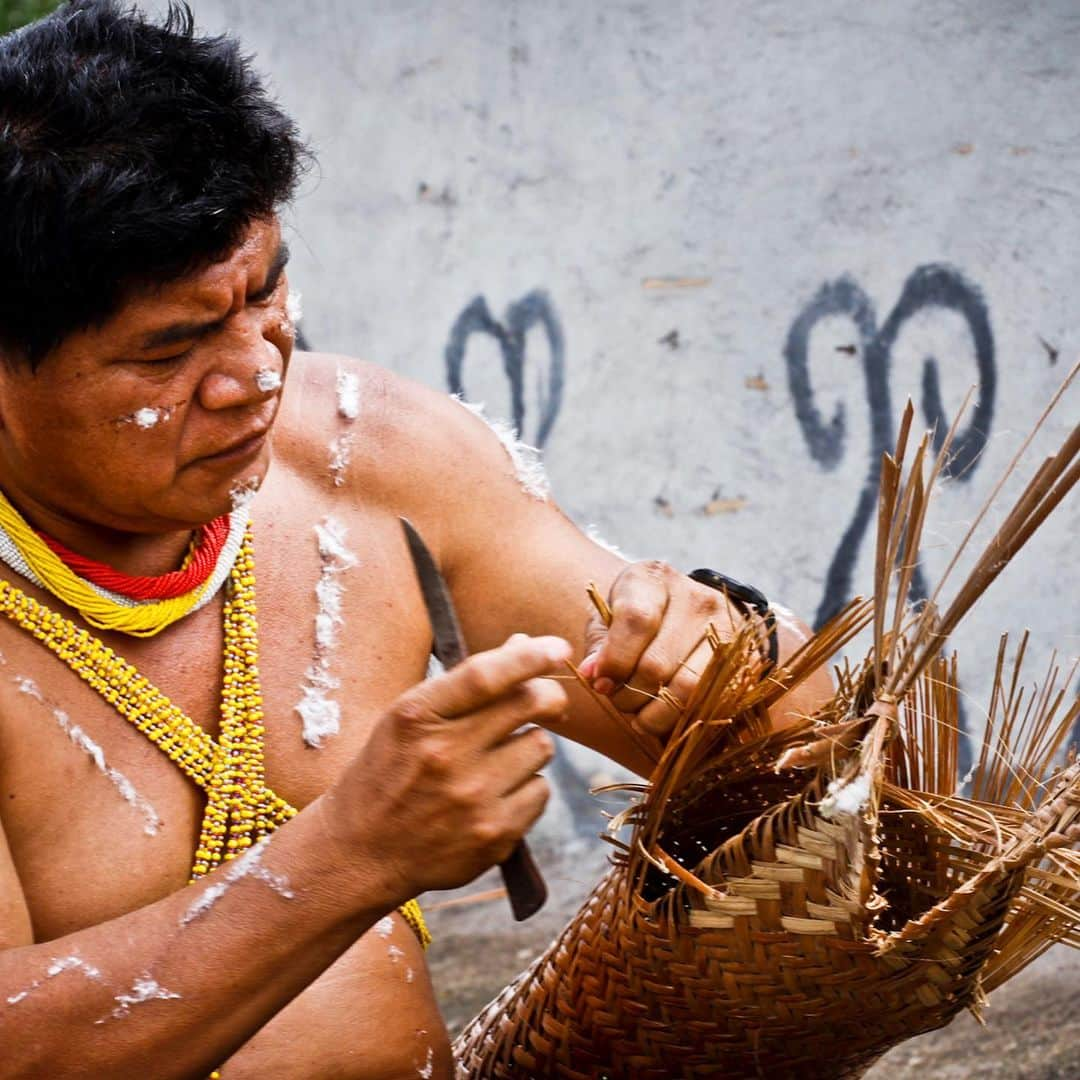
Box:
(40, 514), (232, 601)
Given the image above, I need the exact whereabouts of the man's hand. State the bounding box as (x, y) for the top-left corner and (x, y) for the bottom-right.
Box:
(321, 634), (570, 905)
(577, 561), (828, 743)
(577, 561), (736, 739)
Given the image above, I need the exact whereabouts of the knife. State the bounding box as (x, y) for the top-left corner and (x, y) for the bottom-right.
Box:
(400, 517), (548, 921)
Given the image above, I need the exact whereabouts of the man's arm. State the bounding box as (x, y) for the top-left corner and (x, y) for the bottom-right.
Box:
(1, 636), (568, 1079)
(361, 369), (831, 775)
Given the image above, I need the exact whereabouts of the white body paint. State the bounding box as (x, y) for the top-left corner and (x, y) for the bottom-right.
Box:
(769, 602), (806, 639)
(417, 1046), (435, 1079)
(15, 676), (161, 836)
(336, 368), (361, 421)
(115, 404), (176, 429)
(180, 837), (294, 926)
(584, 524), (625, 559)
(229, 476), (262, 511)
(101, 974), (181, 1022)
(374, 915), (395, 939)
(328, 431), (356, 487)
(452, 397), (550, 501)
(387, 944), (405, 963)
(285, 290), (303, 324)
(255, 366), (282, 393)
(294, 670), (342, 748)
(294, 517), (358, 747)
(6, 954), (103, 1005)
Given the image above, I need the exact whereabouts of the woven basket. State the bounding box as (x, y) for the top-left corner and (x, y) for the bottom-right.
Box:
(455, 393), (1080, 1078)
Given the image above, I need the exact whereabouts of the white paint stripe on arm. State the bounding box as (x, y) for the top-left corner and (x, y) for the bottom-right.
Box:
(451, 396), (550, 501)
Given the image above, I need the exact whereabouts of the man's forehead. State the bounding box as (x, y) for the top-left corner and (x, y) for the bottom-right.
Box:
(110, 219), (286, 344)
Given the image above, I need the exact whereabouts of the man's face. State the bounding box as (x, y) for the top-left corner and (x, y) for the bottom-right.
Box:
(0, 217), (294, 534)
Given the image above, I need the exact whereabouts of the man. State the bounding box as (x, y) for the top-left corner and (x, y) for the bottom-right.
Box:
(0, 3), (829, 1076)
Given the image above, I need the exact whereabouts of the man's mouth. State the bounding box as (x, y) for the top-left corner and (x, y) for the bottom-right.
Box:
(197, 428), (269, 465)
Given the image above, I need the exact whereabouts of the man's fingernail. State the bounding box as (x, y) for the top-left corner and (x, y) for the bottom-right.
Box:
(545, 638), (572, 662)
(593, 677), (615, 696)
(578, 651), (599, 677)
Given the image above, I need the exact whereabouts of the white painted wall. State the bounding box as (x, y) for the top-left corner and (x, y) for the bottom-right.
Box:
(184, 0), (1078, 832)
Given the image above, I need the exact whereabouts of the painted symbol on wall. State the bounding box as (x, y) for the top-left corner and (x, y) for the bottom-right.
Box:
(444, 290), (565, 448)
(784, 264), (996, 629)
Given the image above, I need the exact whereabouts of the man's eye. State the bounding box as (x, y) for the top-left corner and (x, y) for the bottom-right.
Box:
(142, 350), (190, 367)
(249, 282), (280, 305)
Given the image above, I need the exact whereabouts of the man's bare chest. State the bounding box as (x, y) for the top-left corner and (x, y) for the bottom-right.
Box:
(0, 498), (434, 942)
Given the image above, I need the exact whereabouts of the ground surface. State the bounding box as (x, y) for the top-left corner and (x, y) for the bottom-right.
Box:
(425, 839), (1079, 1078)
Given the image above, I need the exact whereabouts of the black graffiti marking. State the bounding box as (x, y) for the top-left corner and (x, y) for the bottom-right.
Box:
(445, 290), (565, 448)
(785, 264), (996, 630)
(786, 266), (996, 778)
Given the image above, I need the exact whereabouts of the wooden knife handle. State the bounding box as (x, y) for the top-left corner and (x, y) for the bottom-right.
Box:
(500, 839), (547, 921)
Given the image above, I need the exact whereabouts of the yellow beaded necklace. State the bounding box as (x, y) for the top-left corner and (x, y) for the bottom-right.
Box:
(0, 525), (429, 944)
(0, 486), (215, 636)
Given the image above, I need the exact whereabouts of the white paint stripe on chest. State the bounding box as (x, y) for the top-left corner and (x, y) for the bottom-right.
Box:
(294, 517), (358, 747)
(336, 368), (361, 421)
(328, 431), (357, 487)
(15, 675), (162, 837)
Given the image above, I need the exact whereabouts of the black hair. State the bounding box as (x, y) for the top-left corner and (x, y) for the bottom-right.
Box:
(0, 0), (310, 368)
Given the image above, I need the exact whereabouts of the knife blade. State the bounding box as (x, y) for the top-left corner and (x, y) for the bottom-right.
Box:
(400, 517), (547, 921)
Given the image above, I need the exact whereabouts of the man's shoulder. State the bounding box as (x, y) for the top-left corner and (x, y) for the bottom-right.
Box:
(272, 350), (483, 507)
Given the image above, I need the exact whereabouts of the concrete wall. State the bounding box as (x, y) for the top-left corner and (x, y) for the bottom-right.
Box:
(184, 0), (1079, 826)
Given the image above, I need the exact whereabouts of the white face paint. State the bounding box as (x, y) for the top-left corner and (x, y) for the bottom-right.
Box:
(113, 404), (176, 429)
(285, 290), (303, 324)
(255, 367), (282, 393)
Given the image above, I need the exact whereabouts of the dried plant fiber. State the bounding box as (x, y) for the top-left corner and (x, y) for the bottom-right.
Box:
(456, 369), (1080, 1078)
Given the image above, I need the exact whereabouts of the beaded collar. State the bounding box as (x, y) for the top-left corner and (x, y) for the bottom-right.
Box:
(0, 487), (248, 637)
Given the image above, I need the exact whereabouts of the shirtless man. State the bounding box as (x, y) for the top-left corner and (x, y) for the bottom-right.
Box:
(0, 3), (829, 1076)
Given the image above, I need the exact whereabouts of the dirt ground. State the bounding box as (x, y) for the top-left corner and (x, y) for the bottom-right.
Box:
(425, 839), (1079, 1078)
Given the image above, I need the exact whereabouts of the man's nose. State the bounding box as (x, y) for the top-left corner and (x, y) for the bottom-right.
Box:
(196, 323), (285, 412)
